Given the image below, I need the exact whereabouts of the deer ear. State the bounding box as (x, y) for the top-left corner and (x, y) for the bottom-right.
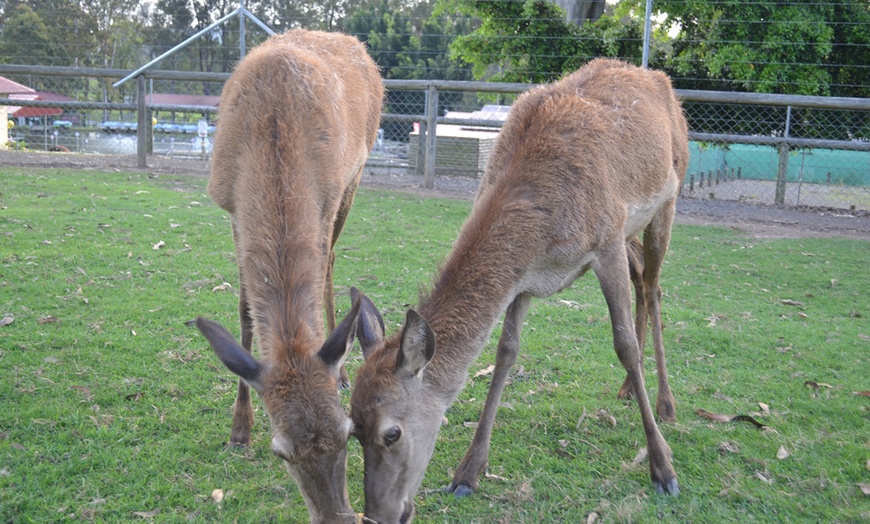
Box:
(318, 294), (361, 370)
(351, 287), (385, 359)
(395, 309), (435, 377)
(195, 317), (264, 393)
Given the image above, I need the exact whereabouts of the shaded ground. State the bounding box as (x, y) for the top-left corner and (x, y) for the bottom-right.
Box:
(3, 150), (869, 241)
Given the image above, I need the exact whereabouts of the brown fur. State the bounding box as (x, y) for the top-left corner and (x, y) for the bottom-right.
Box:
(195, 29), (383, 524)
(350, 59), (688, 523)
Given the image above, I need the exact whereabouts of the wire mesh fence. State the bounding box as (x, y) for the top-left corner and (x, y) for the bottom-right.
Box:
(2, 64), (869, 211)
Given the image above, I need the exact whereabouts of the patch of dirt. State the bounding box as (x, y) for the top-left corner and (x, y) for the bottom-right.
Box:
(3, 149), (869, 241)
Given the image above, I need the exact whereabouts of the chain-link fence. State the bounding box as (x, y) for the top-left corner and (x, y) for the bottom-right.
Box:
(3, 64), (869, 211)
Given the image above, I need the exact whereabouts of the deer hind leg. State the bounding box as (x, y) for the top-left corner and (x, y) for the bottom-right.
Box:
(594, 240), (678, 494)
(643, 204), (677, 422)
(230, 248), (255, 446)
(325, 177), (361, 388)
(448, 294), (532, 497)
(618, 237), (647, 400)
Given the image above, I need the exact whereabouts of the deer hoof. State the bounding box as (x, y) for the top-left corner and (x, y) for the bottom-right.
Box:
(654, 477), (679, 496)
(446, 483), (475, 498)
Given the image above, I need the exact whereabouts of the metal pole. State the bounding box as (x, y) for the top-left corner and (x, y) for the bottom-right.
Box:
(642, 0), (653, 68)
(239, 0), (246, 58)
(775, 106), (791, 206)
(137, 75), (147, 167)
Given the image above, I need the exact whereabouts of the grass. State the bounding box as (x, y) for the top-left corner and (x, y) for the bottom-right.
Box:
(1, 167), (868, 523)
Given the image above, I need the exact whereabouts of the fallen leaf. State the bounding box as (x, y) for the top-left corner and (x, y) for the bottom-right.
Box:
(853, 391), (870, 397)
(718, 441), (740, 454)
(755, 471), (773, 484)
(133, 509), (160, 518)
(463, 421), (478, 429)
(125, 392), (144, 401)
(558, 439), (569, 448)
(38, 316), (59, 324)
(804, 380), (833, 389)
(70, 385), (91, 397)
(713, 392), (734, 403)
(781, 299), (805, 307)
(212, 282), (233, 292)
(859, 483), (870, 496)
(474, 364), (495, 378)
(630, 447), (648, 466)
(776, 445), (789, 460)
(484, 472), (509, 482)
(152, 240), (165, 250)
(0, 315), (13, 327)
(757, 402), (770, 415)
(211, 489), (224, 503)
(695, 409), (766, 429)
(859, 334), (870, 342)
(595, 409), (617, 427)
(586, 512), (599, 524)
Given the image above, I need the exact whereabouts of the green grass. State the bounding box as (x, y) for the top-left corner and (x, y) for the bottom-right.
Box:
(1, 167), (868, 523)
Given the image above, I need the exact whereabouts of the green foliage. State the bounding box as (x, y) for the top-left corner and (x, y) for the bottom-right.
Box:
(2, 167), (869, 522)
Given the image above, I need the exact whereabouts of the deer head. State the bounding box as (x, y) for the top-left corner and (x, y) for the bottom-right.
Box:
(351, 309), (444, 524)
(196, 289), (382, 523)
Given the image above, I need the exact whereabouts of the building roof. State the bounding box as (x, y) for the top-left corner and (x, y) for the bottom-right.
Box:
(7, 91), (73, 118)
(0, 75), (35, 95)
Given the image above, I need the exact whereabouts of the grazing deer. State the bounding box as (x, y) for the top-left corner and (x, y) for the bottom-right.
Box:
(349, 58), (688, 523)
(194, 29), (383, 523)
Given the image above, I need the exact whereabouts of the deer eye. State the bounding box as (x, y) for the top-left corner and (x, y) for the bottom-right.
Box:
(383, 426), (401, 446)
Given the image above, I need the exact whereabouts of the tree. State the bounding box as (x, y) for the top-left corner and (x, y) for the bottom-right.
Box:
(649, 0), (870, 97)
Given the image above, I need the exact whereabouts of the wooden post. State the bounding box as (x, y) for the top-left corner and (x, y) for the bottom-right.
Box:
(424, 85), (438, 189)
(415, 121), (427, 176)
(137, 75), (147, 168)
(775, 142), (789, 206)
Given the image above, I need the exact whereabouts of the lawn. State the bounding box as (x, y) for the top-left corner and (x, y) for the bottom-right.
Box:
(1, 167), (868, 522)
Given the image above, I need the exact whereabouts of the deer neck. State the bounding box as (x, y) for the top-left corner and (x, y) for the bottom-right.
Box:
(416, 206), (535, 403)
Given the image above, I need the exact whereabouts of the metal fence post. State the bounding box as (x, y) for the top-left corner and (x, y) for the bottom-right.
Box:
(424, 84), (438, 189)
(137, 75), (147, 168)
(415, 121), (427, 176)
(775, 106), (792, 206)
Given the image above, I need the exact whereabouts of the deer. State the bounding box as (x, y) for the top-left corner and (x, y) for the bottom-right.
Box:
(192, 29), (383, 524)
(348, 58), (688, 523)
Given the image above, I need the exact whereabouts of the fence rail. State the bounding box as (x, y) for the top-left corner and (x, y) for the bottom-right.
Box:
(2, 64), (869, 211)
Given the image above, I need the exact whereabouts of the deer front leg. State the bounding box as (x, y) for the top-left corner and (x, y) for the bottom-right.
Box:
(448, 294), (532, 497)
(230, 275), (256, 446)
(594, 241), (678, 495)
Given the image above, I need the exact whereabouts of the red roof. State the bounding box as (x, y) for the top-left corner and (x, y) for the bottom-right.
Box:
(0, 75), (35, 95)
(7, 91), (73, 118)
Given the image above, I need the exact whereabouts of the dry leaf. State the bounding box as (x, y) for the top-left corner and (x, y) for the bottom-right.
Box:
(474, 364), (495, 378)
(858, 334), (870, 342)
(38, 316), (59, 324)
(713, 392), (734, 403)
(133, 509), (160, 518)
(586, 512), (599, 524)
(595, 409), (617, 427)
(212, 282), (233, 292)
(0, 315), (13, 327)
(463, 421), (478, 429)
(853, 391), (870, 397)
(859, 483), (870, 496)
(718, 441), (740, 454)
(70, 385), (91, 397)
(804, 380), (833, 389)
(757, 402), (770, 415)
(558, 439), (570, 448)
(211, 489), (224, 503)
(781, 299), (805, 307)
(484, 472), (509, 482)
(125, 392), (144, 401)
(695, 409), (766, 429)
(776, 445), (789, 460)
(630, 447), (648, 466)
(152, 240), (165, 250)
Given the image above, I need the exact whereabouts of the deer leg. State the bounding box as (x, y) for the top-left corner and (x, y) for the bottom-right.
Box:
(594, 240), (678, 495)
(448, 294), (532, 497)
(326, 177), (360, 389)
(643, 205), (677, 422)
(618, 237), (647, 400)
(230, 258), (256, 446)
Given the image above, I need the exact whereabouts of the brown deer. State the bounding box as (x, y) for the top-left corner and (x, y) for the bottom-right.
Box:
(349, 58), (688, 523)
(193, 29), (383, 523)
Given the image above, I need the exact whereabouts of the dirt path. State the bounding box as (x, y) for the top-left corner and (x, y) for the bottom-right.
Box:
(3, 150), (869, 241)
